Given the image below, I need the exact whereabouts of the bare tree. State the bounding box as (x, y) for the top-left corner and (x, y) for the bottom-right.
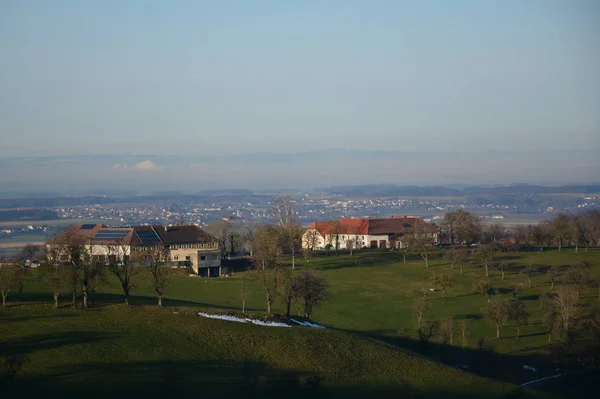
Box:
(412, 297), (431, 333)
(207, 220), (231, 257)
(293, 270), (328, 319)
(106, 244), (139, 305)
(441, 209), (482, 245)
(494, 259), (508, 280)
(328, 221), (345, 254)
(508, 299), (530, 337)
(278, 267), (296, 317)
(140, 245), (170, 306)
(473, 245), (496, 278)
(439, 318), (454, 345)
(42, 244), (65, 309)
(485, 296), (511, 339)
(78, 242), (106, 309)
(0, 258), (17, 307)
(539, 293), (552, 310)
(567, 261), (590, 298)
(553, 285), (579, 335)
(431, 273), (455, 298)
(251, 225), (281, 313)
(549, 265), (560, 290)
(544, 306), (559, 343)
(239, 277), (252, 313)
(404, 222), (435, 267)
(459, 319), (469, 348)
(346, 236), (356, 257)
(549, 214), (571, 251)
(520, 264), (539, 289)
(271, 196), (296, 229)
(303, 229), (320, 254)
(474, 279), (495, 303)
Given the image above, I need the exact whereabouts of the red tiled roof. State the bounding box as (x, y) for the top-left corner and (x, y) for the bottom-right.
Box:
(307, 217), (438, 236)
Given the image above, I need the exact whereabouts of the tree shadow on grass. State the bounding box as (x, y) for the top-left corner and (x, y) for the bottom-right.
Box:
(3, 358), (539, 399)
(0, 331), (118, 358)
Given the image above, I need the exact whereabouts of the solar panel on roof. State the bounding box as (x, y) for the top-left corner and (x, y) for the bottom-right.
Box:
(80, 224), (96, 230)
(93, 229), (130, 241)
(135, 229), (161, 244)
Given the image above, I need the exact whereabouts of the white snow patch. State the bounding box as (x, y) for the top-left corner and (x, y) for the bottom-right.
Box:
(290, 318), (325, 328)
(523, 365), (537, 372)
(197, 312), (290, 327)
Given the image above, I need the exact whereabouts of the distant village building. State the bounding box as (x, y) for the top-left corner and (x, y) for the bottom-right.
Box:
(302, 216), (439, 250)
(48, 224), (222, 277)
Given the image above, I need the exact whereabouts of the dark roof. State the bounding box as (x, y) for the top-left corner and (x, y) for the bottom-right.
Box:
(367, 217), (439, 235)
(152, 225), (216, 244)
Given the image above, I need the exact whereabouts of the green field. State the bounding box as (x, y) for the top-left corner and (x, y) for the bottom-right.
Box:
(2, 248), (599, 397)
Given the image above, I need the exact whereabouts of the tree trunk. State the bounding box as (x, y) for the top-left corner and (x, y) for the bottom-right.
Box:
(527, 278), (532, 289)
(450, 262), (454, 270)
(291, 253), (295, 269)
(501, 269), (505, 280)
(124, 293), (129, 305)
(349, 248), (353, 257)
(460, 263), (463, 274)
(575, 244), (579, 254)
(54, 294), (59, 309)
(551, 279), (555, 290)
(72, 290), (77, 305)
(442, 289), (445, 298)
(266, 291), (272, 313)
(286, 300), (291, 318)
(548, 333), (552, 343)
(403, 252), (407, 264)
(83, 290), (88, 309)
(424, 253), (429, 268)
(558, 241), (562, 251)
(158, 294), (163, 307)
(242, 298), (246, 313)
(496, 324), (500, 339)
(1, 293), (6, 307)
(516, 326), (520, 337)
(485, 264), (489, 277)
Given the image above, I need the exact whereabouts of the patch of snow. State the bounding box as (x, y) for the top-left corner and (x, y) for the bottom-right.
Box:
(291, 318), (325, 328)
(197, 312), (290, 327)
(523, 365), (537, 372)
(248, 319), (291, 328)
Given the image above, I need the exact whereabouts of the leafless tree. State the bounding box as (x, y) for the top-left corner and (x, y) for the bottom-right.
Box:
(459, 319), (469, 348)
(544, 306), (559, 343)
(439, 318), (454, 345)
(303, 229), (320, 254)
(0, 258), (17, 307)
(42, 243), (65, 309)
(405, 222), (435, 267)
(280, 223), (303, 268)
(271, 196), (296, 229)
(484, 224), (506, 245)
(106, 244), (139, 305)
(508, 299), (530, 337)
(553, 285), (579, 335)
(139, 245), (170, 306)
(549, 214), (571, 251)
(412, 297), (431, 333)
(485, 296), (511, 339)
(569, 216), (585, 254)
(539, 293), (552, 310)
(431, 273), (454, 298)
(509, 282), (525, 299)
(549, 265), (560, 290)
(328, 221), (345, 254)
(520, 263), (539, 289)
(474, 279), (494, 303)
(567, 261), (590, 298)
(239, 277), (252, 313)
(441, 209), (482, 245)
(293, 270), (328, 319)
(207, 220), (231, 257)
(494, 259), (508, 280)
(473, 245), (495, 278)
(251, 225), (281, 313)
(278, 267), (296, 317)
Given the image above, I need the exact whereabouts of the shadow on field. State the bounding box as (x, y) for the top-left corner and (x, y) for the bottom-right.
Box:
(0, 331), (117, 358)
(2, 358), (539, 399)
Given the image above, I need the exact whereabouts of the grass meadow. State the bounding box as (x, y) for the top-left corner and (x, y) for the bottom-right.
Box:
(2, 247), (599, 397)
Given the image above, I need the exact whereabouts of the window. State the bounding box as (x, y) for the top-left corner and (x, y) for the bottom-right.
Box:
(200, 255), (206, 261)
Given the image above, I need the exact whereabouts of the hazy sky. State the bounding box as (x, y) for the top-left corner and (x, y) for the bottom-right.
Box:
(1, 0), (598, 159)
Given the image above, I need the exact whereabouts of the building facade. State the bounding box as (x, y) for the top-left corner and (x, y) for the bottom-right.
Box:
(49, 223), (222, 276)
(302, 217), (439, 250)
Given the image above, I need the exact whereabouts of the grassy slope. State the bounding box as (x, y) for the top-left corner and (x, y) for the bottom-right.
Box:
(1, 305), (528, 398)
(2, 248), (599, 397)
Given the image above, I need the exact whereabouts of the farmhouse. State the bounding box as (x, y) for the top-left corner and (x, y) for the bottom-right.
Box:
(302, 216), (439, 250)
(48, 224), (222, 276)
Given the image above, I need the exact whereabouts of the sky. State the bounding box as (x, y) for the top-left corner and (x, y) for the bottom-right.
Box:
(0, 1), (599, 189)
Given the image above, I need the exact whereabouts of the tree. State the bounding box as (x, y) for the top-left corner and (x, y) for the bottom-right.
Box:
(444, 249), (461, 270)
(42, 244), (65, 309)
(278, 267), (296, 318)
(0, 259), (17, 307)
(293, 270), (328, 319)
(346, 236), (357, 257)
(441, 209), (482, 245)
(539, 293), (552, 310)
(79, 244), (106, 309)
(474, 279), (495, 303)
(485, 296), (511, 339)
(303, 229), (320, 254)
(508, 299), (530, 337)
(567, 261), (590, 298)
(239, 277), (252, 314)
(531, 222), (552, 251)
(207, 220), (231, 256)
(509, 282), (525, 299)
(279, 223), (303, 268)
(520, 264), (539, 289)
(494, 259), (508, 280)
(544, 306), (559, 343)
(549, 214), (571, 251)
(141, 245), (170, 306)
(570, 216), (585, 254)
(431, 273), (455, 298)
(553, 285), (579, 336)
(412, 297), (431, 335)
(484, 224), (506, 245)
(272, 197), (302, 268)
(404, 221), (435, 267)
(473, 245), (496, 277)
(251, 225), (282, 313)
(439, 318), (454, 345)
(328, 221), (345, 254)
(459, 319), (469, 348)
(106, 244), (139, 305)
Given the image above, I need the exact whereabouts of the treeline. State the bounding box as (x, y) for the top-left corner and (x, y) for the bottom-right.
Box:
(0, 209), (58, 222)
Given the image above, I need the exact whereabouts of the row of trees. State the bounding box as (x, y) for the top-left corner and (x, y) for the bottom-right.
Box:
(440, 209), (600, 250)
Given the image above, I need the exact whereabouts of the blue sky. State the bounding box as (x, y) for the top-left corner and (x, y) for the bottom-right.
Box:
(0, 1), (599, 187)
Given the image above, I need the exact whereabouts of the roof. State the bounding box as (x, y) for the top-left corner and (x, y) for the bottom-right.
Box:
(307, 217), (438, 236)
(49, 224), (216, 246)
